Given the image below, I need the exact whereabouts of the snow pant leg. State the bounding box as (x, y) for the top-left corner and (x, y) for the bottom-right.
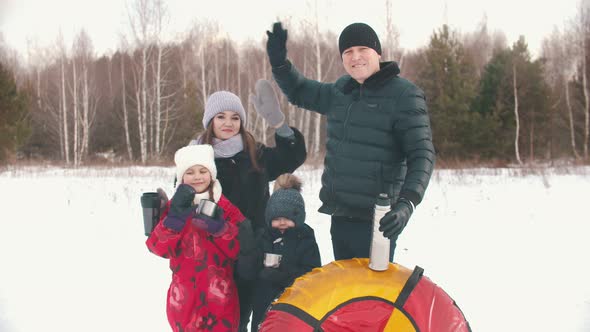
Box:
(330, 216), (398, 261)
(237, 277), (255, 331)
(251, 281), (283, 332)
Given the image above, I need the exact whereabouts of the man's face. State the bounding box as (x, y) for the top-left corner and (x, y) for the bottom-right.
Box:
(341, 46), (381, 84)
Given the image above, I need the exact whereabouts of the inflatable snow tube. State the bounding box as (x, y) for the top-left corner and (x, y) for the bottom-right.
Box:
(259, 258), (471, 332)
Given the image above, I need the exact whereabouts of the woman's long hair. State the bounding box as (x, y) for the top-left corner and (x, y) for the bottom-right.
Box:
(197, 122), (262, 172)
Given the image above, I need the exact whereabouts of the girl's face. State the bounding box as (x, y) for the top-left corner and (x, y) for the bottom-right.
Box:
(212, 111), (241, 140)
(182, 164), (212, 193)
(271, 217), (296, 233)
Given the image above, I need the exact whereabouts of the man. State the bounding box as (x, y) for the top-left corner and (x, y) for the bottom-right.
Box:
(265, 22), (435, 261)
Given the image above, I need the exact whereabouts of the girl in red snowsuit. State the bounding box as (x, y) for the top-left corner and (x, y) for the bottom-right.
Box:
(147, 144), (245, 332)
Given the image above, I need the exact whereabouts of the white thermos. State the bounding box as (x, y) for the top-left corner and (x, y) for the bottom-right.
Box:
(369, 193), (391, 271)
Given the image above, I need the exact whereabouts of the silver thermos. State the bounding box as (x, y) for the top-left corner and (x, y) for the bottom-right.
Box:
(369, 193), (391, 271)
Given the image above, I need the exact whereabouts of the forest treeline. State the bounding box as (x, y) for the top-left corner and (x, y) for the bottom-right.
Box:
(1, 0), (589, 167)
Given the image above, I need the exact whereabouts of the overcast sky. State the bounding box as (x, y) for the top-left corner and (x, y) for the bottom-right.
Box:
(0, 0), (581, 60)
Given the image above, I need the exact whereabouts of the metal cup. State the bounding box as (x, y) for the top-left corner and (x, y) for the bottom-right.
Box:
(141, 192), (160, 236)
(196, 199), (222, 219)
(263, 253), (282, 268)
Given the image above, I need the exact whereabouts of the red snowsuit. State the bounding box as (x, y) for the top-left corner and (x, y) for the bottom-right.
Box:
(147, 195), (244, 332)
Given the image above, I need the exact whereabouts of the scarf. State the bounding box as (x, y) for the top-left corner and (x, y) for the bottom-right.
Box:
(192, 134), (244, 158)
(192, 180), (222, 205)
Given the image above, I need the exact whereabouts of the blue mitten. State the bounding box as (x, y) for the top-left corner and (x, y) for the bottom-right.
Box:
(163, 184), (196, 232)
(192, 213), (227, 236)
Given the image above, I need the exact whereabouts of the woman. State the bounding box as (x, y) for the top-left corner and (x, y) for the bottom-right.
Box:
(191, 80), (307, 331)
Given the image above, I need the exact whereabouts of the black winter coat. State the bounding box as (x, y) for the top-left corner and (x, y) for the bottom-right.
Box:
(215, 128), (307, 231)
(250, 224), (321, 331)
(257, 224), (322, 286)
(273, 61), (435, 221)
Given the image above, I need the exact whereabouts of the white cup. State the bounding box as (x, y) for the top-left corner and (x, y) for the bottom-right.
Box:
(263, 253), (282, 268)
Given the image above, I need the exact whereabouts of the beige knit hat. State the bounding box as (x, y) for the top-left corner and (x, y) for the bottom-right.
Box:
(174, 144), (217, 184)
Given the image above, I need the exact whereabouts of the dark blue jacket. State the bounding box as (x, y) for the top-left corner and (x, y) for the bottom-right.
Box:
(258, 224), (321, 284)
(251, 224), (321, 331)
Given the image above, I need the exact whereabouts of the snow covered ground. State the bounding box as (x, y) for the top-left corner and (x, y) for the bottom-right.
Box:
(0, 165), (589, 332)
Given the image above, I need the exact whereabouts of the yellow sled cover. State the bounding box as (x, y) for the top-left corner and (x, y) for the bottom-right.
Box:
(259, 258), (471, 332)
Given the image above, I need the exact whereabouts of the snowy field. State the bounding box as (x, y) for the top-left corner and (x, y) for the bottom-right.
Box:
(0, 165), (589, 332)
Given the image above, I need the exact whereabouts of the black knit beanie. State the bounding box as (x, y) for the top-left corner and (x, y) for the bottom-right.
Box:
(338, 23), (382, 56)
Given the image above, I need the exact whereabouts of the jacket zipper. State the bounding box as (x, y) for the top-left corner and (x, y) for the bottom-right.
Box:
(332, 96), (356, 201)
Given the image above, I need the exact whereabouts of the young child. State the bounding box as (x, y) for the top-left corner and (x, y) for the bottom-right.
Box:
(146, 144), (245, 332)
(250, 173), (322, 331)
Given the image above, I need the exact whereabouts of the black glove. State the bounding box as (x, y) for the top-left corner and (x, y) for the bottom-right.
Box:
(238, 219), (257, 253)
(266, 22), (288, 68)
(163, 184), (196, 232)
(236, 219), (262, 281)
(259, 267), (290, 287)
(379, 198), (414, 239)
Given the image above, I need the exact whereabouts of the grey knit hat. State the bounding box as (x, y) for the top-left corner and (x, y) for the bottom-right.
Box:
(202, 91), (247, 128)
(265, 174), (306, 227)
(338, 23), (382, 56)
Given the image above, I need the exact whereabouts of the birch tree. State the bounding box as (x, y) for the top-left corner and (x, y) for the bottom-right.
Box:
(57, 33), (70, 164)
(127, 0), (150, 162)
(187, 21), (221, 126)
(127, 0), (170, 162)
(582, 2), (590, 159)
(113, 35), (135, 161)
(542, 27), (581, 159)
(73, 30), (97, 164)
(512, 63), (522, 164)
(572, 0), (590, 159)
(384, 0), (403, 66)
(71, 46), (79, 165)
(26, 38), (48, 110)
(151, 0), (170, 158)
(311, 0), (323, 155)
(462, 16), (494, 78)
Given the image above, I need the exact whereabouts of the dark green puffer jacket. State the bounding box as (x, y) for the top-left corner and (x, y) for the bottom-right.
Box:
(273, 61), (435, 221)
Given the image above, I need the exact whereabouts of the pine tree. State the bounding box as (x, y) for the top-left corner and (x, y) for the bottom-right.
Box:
(472, 49), (515, 159)
(0, 62), (31, 163)
(511, 38), (551, 162)
(472, 38), (550, 162)
(415, 25), (479, 160)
